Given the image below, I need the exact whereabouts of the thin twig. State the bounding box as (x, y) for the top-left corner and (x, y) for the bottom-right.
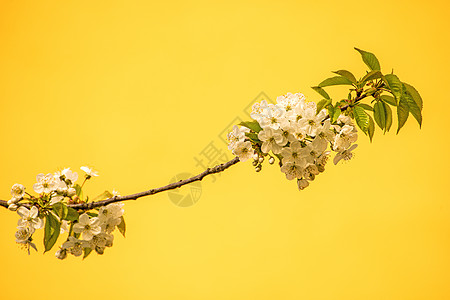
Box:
(0, 157), (241, 210)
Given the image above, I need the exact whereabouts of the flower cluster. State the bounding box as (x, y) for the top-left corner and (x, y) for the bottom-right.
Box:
(228, 93), (358, 190)
(57, 202), (124, 259)
(8, 167), (125, 259)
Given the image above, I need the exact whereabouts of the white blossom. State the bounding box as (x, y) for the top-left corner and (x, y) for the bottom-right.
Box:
(303, 164), (319, 181)
(257, 104), (286, 130)
(98, 203), (124, 222)
(298, 105), (327, 137)
(258, 128), (287, 154)
(300, 138), (327, 164)
(333, 125), (358, 151)
(280, 161), (305, 180)
(62, 236), (90, 257)
(232, 141), (254, 162)
(280, 141), (304, 165)
(73, 213), (101, 240)
(334, 144), (358, 165)
(15, 225), (35, 244)
(250, 100), (270, 122)
(17, 206), (44, 230)
(33, 173), (57, 194)
(227, 125), (248, 150)
(80, 166), (99, 177)
(10, 184), (26, 201)
(276, 92), (306, 112)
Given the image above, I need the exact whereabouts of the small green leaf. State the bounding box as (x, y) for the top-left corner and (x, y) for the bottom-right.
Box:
(73, 184), (82, 197)
(357, 103), (373, 111)
(83, 247), (92, 260)
(245, 132), (261, 143)
(360, 70), (383, 83)
(368, 114), (375, 142)
(403, 82), (423, 110)
(117, 216), (126, 238)
(332, 106), (341, 123)
(327, 105), (341, 124)
(354, 47), (381, 71)
(86, 212), (98, 218)
(65, 207), (79, 222)
(384, 102), (393, 133)
(44, 213), (61, 253)
(380, 95), (397, 106)
(318, 76), (354, 88)
(52, 202), (68, 220)
(332, 70), (357, 83)
(311, 86), (331, 100)
(239, 120), (262, 133)
(93, 191), (114, 202)
(402, 84), (422, 127)
(316, 99), (332, 114)
(397, 93), (410, 133)
(373, 101), (387, 130)
(353, 105), (370, 134)
(383, 74), (403, 101)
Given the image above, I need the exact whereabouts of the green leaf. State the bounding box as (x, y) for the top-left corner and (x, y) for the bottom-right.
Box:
(384, 102), (393, 133)
(117, 216), (126, 238)
(327, 105), (341, 124)
(380, 95), (397, 106)
(316, 99), (332, 114)
(44, 213), (60, 253)
(73, 184), (82, 197)
(318, 76), (354, 88)
(373, 101), (387, 130)
(86, 212), (98, 218)
(402, 84), (422, 127)
(239, 120), (262, 133)
(332, 70), (357, 83)
(332, 106), (341, 123)
(357, 103), (373, 111)
(52, 202), (68, 220)
(311, 86), (331, 100)
(383, 74), (403, 101)
(354, 47), (381, 71)
(93, 191), (114, 202)
(65, 207), (79, 222)
(397, 93), (410, 133)
(368, 114), (375, 142)
(403, 82), (423, 110)
(245, 132), (261, 143)
(360, 70), (383, 83)
(83, 247), (92, 260)
(353, 105), (370, 134)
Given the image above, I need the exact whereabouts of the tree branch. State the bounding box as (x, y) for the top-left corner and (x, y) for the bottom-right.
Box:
(0, 157), (241, 210)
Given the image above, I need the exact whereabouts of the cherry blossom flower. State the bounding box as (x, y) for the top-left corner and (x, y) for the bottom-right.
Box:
(73, 213), (101, 240)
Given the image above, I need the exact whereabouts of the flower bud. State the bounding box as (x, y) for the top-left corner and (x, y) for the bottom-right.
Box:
(258, 157), (264, 163)
(252, 153), (259, 161)
(252, 160), (258, 166)
(67, 187), (76, 197)
(268, 157), (275, 165)
(255, 166), (262, 172)
(297, 179), (309, 191)
(7, 198), (20, 205)
(317, 165), (325, 173)
(55, 249), (67, 260)
(8, 203), (18, 211)
(56, 187), (66, 194)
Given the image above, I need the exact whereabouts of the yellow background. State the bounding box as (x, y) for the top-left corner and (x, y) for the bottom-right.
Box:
(1, 1), (449, 299)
